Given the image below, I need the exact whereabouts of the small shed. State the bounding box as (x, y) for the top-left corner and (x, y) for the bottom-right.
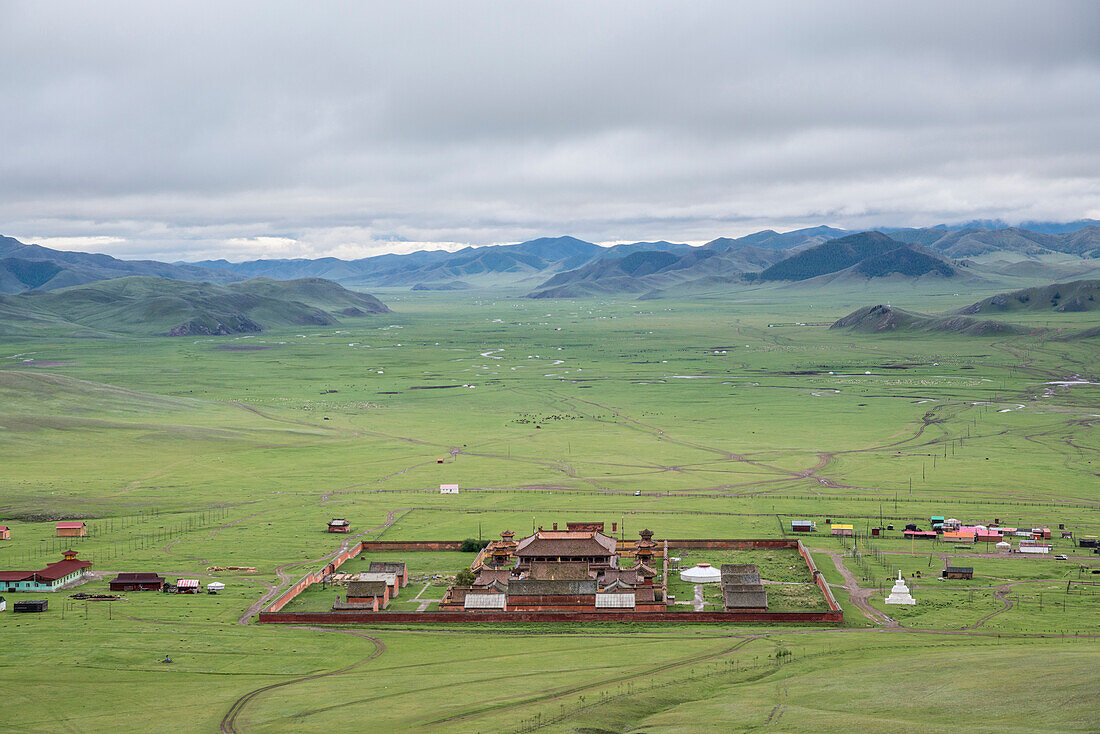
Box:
(14, 599), (48, 613)
(595, 592), (636, 609)
(464, 592), (507, 609)
(327, 519), (351, 533)
(723, 587), (768, 611)
(347, 578), (390, 610)
(791, 520), (813, 533)
(357, 571), (400, 597)
(109, 572), (166, 592)
(942, 566), (974, 580)
(440, 484), (459, 494)
(930, 515), (945, 525)
(943, 531), (975, 543)
(830, 524), (853, 536)
(721, 564), (762, 586)
(176, 579), (200, 594)
(56, 521), (87, 538)
(206, 582), (226, 594)
(368, 561), (408, 588)
(0, 526), (10, 540)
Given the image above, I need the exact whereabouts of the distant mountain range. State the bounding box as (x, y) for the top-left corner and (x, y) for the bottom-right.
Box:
(0, 235), (240, 294)
(196, 223), (1093, 298)
(526, 245), (784, 298)
(0, 277), (389, 337)
(527, 227), (1100, 297)
(1, 220), (1098, 299)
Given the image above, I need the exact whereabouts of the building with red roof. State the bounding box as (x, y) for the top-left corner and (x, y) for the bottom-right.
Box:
(0, 550), (92, 592)
(109, 572), (166, 591)
(56, 521), (87, 538)
(514, 526), (617, 569)
(442, 526), (667, 612)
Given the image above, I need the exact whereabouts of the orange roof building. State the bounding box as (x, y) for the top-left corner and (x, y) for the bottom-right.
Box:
(56, 521), (87, 538)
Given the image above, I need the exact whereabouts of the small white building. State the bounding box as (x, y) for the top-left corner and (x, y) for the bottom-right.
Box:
(885, 571), (916, 605)
(206, 582), (226, 593)
(440, 484), (459, 494)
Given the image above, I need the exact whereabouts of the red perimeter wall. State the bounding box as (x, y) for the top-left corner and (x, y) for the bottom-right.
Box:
(259, 609), (843, 624)
(263, 543), (363, 614)
(664, 539), (799, 549)
(358, 541), (467, 551)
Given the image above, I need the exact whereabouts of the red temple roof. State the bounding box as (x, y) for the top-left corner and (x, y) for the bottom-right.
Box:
(515, 530), (616, 557)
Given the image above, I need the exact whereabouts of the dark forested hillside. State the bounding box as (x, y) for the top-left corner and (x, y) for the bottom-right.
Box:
(758, 232), (954, 281)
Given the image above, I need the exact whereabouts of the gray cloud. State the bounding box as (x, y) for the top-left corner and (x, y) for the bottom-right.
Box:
(1, 1), (1098, 260)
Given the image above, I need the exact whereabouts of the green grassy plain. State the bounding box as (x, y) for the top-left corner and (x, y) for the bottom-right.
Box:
(1, 283), (1097, 732)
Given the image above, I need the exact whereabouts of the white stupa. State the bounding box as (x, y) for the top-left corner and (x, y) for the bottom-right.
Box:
(884, 570), (916, 605)
(680, 563), (721, 584)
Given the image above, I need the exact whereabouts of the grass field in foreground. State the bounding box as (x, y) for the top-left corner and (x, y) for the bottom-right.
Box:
(0, 285), (1097, 732)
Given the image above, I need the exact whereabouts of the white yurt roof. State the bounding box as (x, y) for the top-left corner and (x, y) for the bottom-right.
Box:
(995, 541), (1011, 549)
(206, 582), (226, 591)
(680, 563), (722, 584)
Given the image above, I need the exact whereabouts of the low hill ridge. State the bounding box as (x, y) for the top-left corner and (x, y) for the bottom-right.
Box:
(958, 280), (1100, 314)
(0, 276), (389, 337)
(831, 304), (1030, 336)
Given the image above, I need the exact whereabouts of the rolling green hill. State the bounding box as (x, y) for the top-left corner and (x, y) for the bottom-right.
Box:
(958, 279), (1100, 314)
(830, 304), (1030, 336)
(0, 276), (389, 336)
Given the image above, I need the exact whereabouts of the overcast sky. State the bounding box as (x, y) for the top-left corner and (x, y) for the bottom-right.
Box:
(2, 2), (1099, 262)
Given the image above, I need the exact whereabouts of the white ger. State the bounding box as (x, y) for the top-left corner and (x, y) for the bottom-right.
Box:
(679, 563), (722, 584)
